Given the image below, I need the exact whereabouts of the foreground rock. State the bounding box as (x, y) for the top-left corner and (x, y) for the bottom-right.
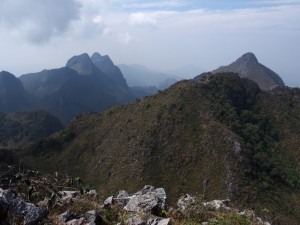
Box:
(103, 185), (169, 225)
(104, 185), (167, 215)
(203, 199), (230, 211)
(0, 188), (48, 225)
(0, 166), (272, 225)
(124, 185), (167, 214)
(56, 209), (102, 225)
(177, 194), (196, 211)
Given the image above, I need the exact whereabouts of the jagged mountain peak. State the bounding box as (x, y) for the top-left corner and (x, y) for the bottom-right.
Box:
(66, 53), (95, 75)
(91, 53), (114, 68)
(90, 52), (127, 85)
(236, 52), (258, 64)
(91, 52), (102, 60)
(212, 52), (284, 90)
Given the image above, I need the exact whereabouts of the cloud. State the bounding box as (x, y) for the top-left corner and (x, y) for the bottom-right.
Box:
(122, 0), (189, 9)
(118, 32), (135, 44)
(0, 0), (81, 44)
(253, 0), (300, 5)
(70, 14), (107, 39)
(128, 12), (157, 27)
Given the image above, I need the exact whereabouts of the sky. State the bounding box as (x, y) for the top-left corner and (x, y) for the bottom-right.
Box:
(0, 0), (299, 86)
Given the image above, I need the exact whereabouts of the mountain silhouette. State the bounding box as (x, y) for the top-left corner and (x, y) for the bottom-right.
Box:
(211, 52), (284, 90)
(0, 71), (32, 112)
(19, 53), (136, 124)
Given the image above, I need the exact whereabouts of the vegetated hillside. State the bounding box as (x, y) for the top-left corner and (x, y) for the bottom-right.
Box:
(19, 53), (136, 124)
(21, 73), (300, 224)
(0, 110), (63, 148)
(0, 71), (33, 112)
(211, 52), (285, 90)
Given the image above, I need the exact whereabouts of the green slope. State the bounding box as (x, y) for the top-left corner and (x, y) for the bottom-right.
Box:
(0, 110), (63, 148)
(21, 73), (300, 224)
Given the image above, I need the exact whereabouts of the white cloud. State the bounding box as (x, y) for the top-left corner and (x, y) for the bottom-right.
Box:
(118, 32), (135, 44)
(122, 0), (189, 9)
(93, 15), (104, 24)
(253, 0), (300, 5)
(128, 12), (157, 27)
(0, 0), (81, 44)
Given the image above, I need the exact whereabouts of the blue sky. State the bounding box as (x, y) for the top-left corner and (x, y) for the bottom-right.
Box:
(0, 0), (299, 86)
(111, 0), (300, 10)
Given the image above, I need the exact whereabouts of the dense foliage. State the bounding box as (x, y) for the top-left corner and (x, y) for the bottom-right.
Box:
(201, 73), (300, 190)
(0, 110), (63, 148)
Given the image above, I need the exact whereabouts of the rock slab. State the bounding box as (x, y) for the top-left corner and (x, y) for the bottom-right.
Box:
(0, 188), (48, 225)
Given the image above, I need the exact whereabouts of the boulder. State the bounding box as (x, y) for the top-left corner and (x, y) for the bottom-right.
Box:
(56, 209), (77, 223)
(66, 217), (85, 225)
(203, 199), (230, 211)
(0, 188), (48, 225)
(84, 210), (102, 224)
(147, 217), (171, 225)
(126, 215), (171, 225)
(177, 194), (196, 211)
(59, 191), (80, 200)
(102, 196), (113, 208)
(126, 215), (146, 225)
(123, 185), (167, 214)
(86, 190), (98, 198)
(57, 210), (102, 225)
(113, 190), (129, 208)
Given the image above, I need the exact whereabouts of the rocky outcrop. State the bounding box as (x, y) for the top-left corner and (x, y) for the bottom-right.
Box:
(0, 188), (48, 225)
(102, 186), (169, 225)
(124, 185), (167, 214)
(203, 199), (230, 211)
(56, 209), (102, 225)
(104, 185), (167, 215)
(177, 194), (196, 211)
(0, 165), (272, 225)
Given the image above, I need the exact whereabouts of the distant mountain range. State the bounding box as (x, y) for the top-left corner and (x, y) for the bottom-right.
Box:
(19, 53), (137, 124)
(118, 64), (179, 89)
(0, 52), (286, 125)
(1, 53), (158, 124)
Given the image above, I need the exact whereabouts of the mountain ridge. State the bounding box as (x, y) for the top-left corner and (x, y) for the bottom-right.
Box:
(20, 72), (300, 224)
(18, 52), (138, 124)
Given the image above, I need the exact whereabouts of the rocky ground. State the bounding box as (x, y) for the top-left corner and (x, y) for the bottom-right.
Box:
(0, 165), (271, 225)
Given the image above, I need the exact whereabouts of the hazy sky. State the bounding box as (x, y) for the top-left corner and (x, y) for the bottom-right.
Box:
(0, 0), (299, 86)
